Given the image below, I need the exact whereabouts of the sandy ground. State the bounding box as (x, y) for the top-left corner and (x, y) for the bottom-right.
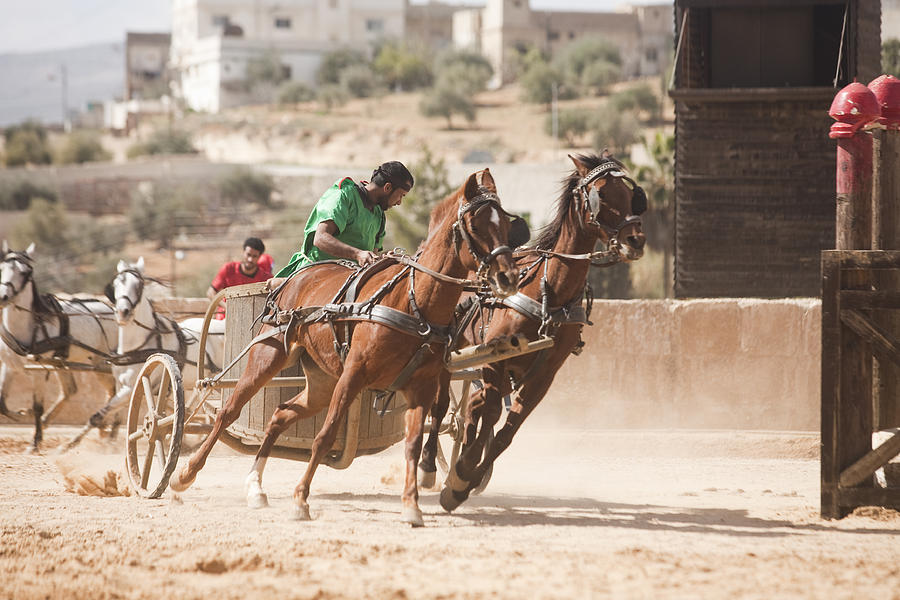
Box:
(1, 424), (900, 600)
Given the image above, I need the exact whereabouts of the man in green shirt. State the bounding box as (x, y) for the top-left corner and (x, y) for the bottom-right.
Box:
(277, 161), (414, 277)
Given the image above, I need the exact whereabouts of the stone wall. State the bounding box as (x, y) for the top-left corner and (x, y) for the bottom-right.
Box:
(538, 298), (821, 431)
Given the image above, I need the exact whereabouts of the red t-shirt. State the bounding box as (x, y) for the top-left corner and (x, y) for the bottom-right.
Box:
(210, 261), (272, 319)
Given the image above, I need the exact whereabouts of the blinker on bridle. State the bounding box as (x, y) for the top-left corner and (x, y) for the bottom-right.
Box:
(106, 269), (144, 312)
(453, 190), (517, 280)
(577, 160), (647, 237)
(0, 252), (34, 299)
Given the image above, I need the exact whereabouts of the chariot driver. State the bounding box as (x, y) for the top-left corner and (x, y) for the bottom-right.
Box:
(276, 161), (414, 277)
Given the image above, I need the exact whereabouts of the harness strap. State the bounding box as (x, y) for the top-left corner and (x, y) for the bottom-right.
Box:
(500, 292), (588, 326)
(308, 303), (450, 345)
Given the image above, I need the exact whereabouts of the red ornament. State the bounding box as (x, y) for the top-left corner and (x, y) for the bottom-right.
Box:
(829, 81), (880, 138)
(868, 74), (900, 130)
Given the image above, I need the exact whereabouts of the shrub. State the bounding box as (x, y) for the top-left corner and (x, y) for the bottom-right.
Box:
(373, 40), (433, 91)
(246, 49), (288, 86)
(129, 184), (201, 249)
(555, 37), (623, 96)
(0, 180), (58, 210)
(127, 129), (196, 159)
(385, 146), (452, 253)
(884, 38), (900, 78)
(520, 60), (573, 105)
(434, 49), (493, 94)
(591, 110), (641, 155)
(55, 131), (111, 164)
(3, 121), (52, 167)
(544, 109), (592, 146)
(420, 84), (476, 129)
(316, 48), (369, 85)
(219, 167), (275, 207)
(580, 60), (622, 94)
(609, 85), (660, 117)
(339, 64), (380, 98)
(277, 81), (315, 105)
(316, 84), (349, 111)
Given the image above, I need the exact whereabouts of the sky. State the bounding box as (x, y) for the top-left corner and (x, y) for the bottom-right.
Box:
(0, 0), (671, 55)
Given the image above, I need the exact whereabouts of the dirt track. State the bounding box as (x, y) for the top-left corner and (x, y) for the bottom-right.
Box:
(2, 425), (900, 599)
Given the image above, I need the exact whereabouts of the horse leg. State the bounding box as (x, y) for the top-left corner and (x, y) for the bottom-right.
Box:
(245, 385), (331, 509)
(40, 370), (77, 425)
(400, 381), (437, 527)
(440, 365), (508, 511)
(62, 368), (135, 453)
(292, 369), (366, 521)
(29, 373), (49, 453)
(0, 362), (16, 419)
(418, 369), (451, 489)
(171, 338), (289, 493)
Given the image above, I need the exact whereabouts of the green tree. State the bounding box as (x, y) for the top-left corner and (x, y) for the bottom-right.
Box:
(3, 121), (52, 167)
(630, 130), (675, 297)
(277, 81), (315, 105)
(609, 85), (661, 121)
(384, 146), (452, 253)
(129, 184), (201, 249)
(884, 38), (900, 78)
(420, 83), (476, 129)
(0, 180), (58, 210)
(316, 48), (369, 85)
(544, 109), (592, 146)
(316, 84), (349, 111)
(339, 63), (381, 98)
(246, 49), (289, 86)
(520, 60), (572, 106)
(55, 131), (112, 164)
(434, 49), (493, 94)
(373, 40), (433, 90)
(592, 109), (641, 155)
(556, 36), (623, 95)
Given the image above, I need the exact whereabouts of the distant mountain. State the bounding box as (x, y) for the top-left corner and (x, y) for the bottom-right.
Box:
(0, 42), (124, 127)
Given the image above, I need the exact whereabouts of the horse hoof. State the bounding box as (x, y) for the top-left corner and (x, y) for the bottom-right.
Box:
(24, 445), (41, 456)
(292, 504), (311, 521)
(168, 470), (193, 493)
(401, 506), (425, 527)
(439, 486), (467, 513)
(418, 466), (436, 490)
(247, 492), (269, 510)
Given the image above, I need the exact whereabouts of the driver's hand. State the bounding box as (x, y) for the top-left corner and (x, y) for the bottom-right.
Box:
(356, 250), (379, 266)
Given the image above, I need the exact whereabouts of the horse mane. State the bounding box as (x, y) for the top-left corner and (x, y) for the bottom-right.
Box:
(531, 152), (626, 251)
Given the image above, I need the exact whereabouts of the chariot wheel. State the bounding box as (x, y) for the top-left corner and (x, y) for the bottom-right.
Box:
(125, 353), (185, 498)
(437, 379), (494, 495)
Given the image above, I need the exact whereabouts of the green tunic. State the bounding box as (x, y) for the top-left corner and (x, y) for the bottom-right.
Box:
(276, 177), (385, 277)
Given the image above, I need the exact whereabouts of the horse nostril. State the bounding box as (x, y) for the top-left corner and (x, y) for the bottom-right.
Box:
(628, 235), (646, 250)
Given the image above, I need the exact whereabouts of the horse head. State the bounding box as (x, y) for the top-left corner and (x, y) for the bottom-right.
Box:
(452, 169), (520, 298)
(107, 257), (146, 325)
(569, 153), (646, 262)
(0, 241), (36, 307)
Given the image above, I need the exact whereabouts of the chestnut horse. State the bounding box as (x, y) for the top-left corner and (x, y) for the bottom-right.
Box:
(171, 169), (520, 526)
(420, 153), (647, 511)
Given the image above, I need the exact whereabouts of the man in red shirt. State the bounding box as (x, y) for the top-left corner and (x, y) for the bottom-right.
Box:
(207, 237), (273, 319)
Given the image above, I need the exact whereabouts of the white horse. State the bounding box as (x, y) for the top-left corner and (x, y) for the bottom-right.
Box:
(0, 241), (117, 451)
(65, 257), (225, 448)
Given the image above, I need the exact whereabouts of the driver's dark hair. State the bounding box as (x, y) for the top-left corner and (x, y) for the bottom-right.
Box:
(372, 161), (414, 191)
(243, 237), (265, 253)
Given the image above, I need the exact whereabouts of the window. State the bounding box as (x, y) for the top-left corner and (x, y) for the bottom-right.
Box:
(281, 64), (292, 79)
(274, 17), (291, 29)
(548, 30), (560, 41)
(329, 0), (338, 8)
(366, 19), (384, 33)
(675, 4), (849, 89)
(568, 31), (575, 40)
(212, 14), (229, 27)
(645, 47), (658, 62)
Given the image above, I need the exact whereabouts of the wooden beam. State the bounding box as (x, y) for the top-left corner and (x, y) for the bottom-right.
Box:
(841, 310), (900, 369)
(839, 431), (900, 488)
(840, 290), (900, 310)
(833, 250), (900, 269)
(838, 487), (900, 512)
(821, 252), (842, 519)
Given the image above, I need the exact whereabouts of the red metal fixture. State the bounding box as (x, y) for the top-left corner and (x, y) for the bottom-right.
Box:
(869, 74), (900, 130)
(829, 81), (881, 139)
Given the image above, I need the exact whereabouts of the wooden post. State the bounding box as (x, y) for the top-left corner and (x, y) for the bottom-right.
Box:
(870, 75), (900, 428)
(827, 82), (880, 518)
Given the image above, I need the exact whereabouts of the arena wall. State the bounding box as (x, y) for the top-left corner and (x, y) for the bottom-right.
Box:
(540, 298), (821, 431)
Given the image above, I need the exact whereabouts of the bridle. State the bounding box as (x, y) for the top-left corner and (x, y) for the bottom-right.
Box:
(576, 160), (647, 242)
(0, 252), (34, 304)
(453, 189), (515, 281)
(106, 269), (145, 318)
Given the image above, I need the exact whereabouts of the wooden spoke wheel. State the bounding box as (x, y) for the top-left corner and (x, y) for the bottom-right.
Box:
(436, 379), (494, 495)
(125, 354), (185, 498)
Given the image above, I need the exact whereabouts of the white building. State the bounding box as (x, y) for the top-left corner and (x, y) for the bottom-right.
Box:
(170, 0), (405, 113)
(453, 0), (673, 85)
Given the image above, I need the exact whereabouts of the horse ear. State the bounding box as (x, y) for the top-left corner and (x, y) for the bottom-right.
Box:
(25, 242), (35, 256)
(1, 240), (7, 255)
(463, 171), (480, 200)
(136, 256), (145, 272)
(117, 259), (127, 273)
(568, 154), (590, 178)
(476, 168), (496, 192)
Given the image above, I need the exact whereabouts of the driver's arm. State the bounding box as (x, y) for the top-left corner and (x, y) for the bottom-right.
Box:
(313, 220), (378, 266)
